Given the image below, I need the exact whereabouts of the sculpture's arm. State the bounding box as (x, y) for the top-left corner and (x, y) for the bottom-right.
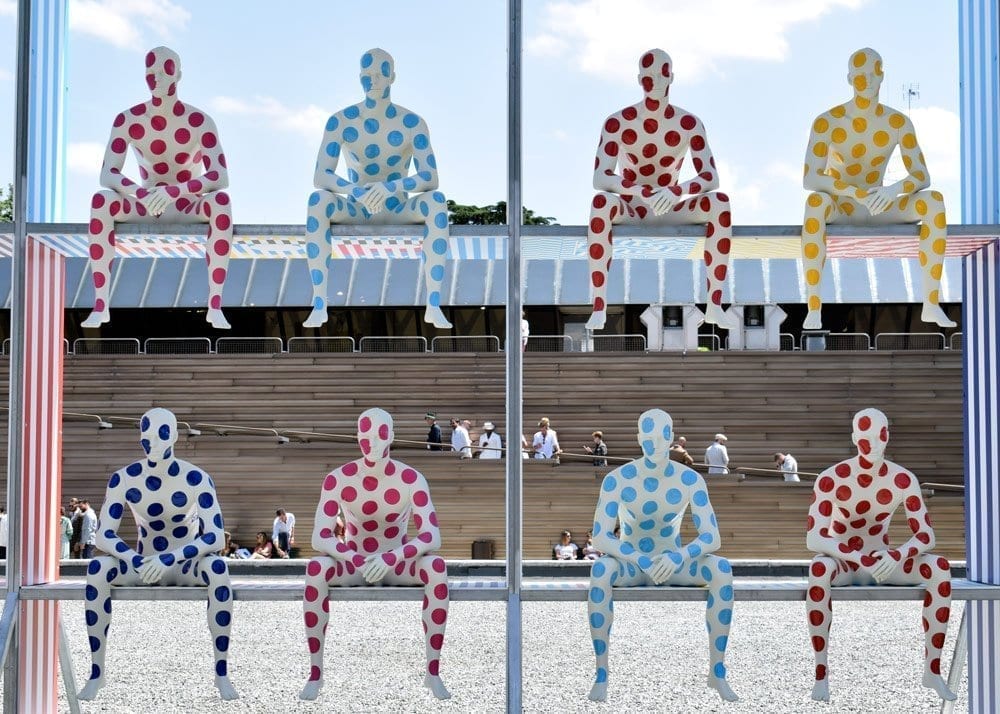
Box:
(389, 116), (438, 194)
(312, 114), (366, 197)
(384, 471), (441, 565)
(895, 475), (936, 559)
(135, 114), (230, 206)
(94, 468), (144, 569)
(590, 467), (642, 568)
(677, 474), (722, 562)
(887, 115), (932, 196)
(98, 113), (142, 196)
(591, 116), (636, 198)
(802, 115), (869, 200)
(806, 466), (864, 565)
(158, 477), (228, 567)
(676, 118), (720, 197)
(311, 467), (366, 566)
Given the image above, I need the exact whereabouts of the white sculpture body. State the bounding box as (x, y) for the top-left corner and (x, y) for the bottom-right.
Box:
(588, 408), (737, 703)
(300, 408), (450, 701)
(83, 46), (233, 330)
(801, 48), (955, 330)
(304, 48), (452, 330)
(587, 49), (738, 332)
(79, 408), (237, 701)
(806, 407), (954, 702)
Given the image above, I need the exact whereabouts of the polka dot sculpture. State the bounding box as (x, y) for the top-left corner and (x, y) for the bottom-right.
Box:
(304, 48), (452, 330)
(299, 408), (451, 701)
(78, 408), (238, 702)
(806, 408), (955, 703)
(801, 48), (955, 331)
(587, 408), (738, 703)
(586, 49), (739, 333)
(81, 47), (234, 330)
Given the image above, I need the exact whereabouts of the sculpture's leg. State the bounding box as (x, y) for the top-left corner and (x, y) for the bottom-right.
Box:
(587, 555), (630, 701)
(193, 555), (238, 700)
(898, 191), (955, 328)
(806, 555), (849, 702)
(586, 193), (627, 331)
(801, 192), (836, 330)
(403, 191), (452, 329)
(417, 554), (451, 699)
(78, 557), (134, 700)
(682, 192), (739, 331)
(194, 191), (234, 330)
(303, 191), (339, 328)
(300, 556), (363, 700)
(82, 190), (128, 328)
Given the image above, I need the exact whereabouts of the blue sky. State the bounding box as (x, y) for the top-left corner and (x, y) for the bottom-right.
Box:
(0, 0), (959, 225)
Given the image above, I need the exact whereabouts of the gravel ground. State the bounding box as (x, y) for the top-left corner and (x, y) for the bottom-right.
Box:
(1, 598), (968, 713)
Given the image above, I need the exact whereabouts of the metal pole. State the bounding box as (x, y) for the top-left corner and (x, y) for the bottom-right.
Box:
(505, 0), (523, 711)
(4, 0), (32, 710)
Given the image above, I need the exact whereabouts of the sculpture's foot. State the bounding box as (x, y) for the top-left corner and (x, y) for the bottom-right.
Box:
(920, 303), (957, 329)
(299, 678), (323, 701)
(206, 308), (231, 330)
(708, 675), (739, 702)
(303, 307), (328, 329)
(424, 305), (453, 329)
(424, 673), (451, 700)
(585, 310), (606, 331)
(588, 680), (608, 702)
(215, 674), (239, 701)
(78, 677), (105, 701)
(922, 672), (957, 701)
(81, 310), (109, 329)
(803, 310), (823, 331)
(704, 304), (740, 331)
(811, 678), (830, 703)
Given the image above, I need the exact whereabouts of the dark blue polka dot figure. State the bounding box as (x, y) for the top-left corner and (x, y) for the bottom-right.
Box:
(587, 408), (737, 703)
(78, 407), (237, 703)
(303, 47), (452, 331)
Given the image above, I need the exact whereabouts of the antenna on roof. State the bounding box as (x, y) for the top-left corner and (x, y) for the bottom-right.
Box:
(903, 83), (920, 114)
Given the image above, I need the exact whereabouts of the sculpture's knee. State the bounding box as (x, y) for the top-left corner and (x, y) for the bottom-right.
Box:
(421, 555), (448, 585)
(209, 190), (232, 213)
(589, 556), (618, 592)
(90, 190), (119, 219)
(808, 557), (837, 589)
(201, 555), (230, 583)
(590, 192), (617, 219)
(805, 192), (834, 213)
(305, 557), (334, 586)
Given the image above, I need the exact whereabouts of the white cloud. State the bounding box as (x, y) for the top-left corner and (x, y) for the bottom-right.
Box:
(908, 106), (960, 183)
(0, 0), (14, 17)
(66, 141), (105, 174)
(68, 0), (190, 50)
(0, 68), (11, 81)
(528, 0), (867, 84)
(210, 95), (330, 140)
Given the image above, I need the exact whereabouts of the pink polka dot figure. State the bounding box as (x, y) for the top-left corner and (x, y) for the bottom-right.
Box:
(806, 408), (955, 703)
(81, 46), (234, 330)
(586, 49), (739, 332)
(299, 407), (451, 701)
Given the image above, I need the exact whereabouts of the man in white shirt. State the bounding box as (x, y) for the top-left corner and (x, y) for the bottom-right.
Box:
(532, 418), (561, 459)
(272, 509), (296, 558)
(478, 421), (503, 459)
(450, 418), (472, 459)
(80, 500), (98, 558)
(774, 452), (800, 482)
(705, 433), (730, 475)
(0, 507), (7, 560)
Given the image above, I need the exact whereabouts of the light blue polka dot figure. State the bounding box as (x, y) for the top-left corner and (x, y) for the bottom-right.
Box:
(588, 408), (737, 703)
(304, 48), (451, 330)
(78, 408), (237, 703)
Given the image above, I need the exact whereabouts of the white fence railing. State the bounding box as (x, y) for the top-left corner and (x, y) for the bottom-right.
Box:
(72, 338), (141, 355)
(802, 332), (871, 351)
(524, 335), (575, 352)
(431, 336), (501, 353)
(590, 334), (647, 352)
(287, 337), (356, 353)
(359, 336), (428, 353)
(874, 332), (946, 351)
(143, 337), (213, 355)
(215, 337), (284, 354)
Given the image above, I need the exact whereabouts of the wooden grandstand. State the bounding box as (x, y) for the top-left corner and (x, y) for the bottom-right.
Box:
(0, 349), (965, 560)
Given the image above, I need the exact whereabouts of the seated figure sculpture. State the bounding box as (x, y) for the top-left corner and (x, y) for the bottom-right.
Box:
(79, 408), (236, 701)
(586, 49), (738, 332)
(304, 48), (452, 330)
(300, 407), (450, 701)
(800, 48), (955, 330)
(588, 408), (737, 703)
(82, 46), (234, 330)
(806, 407), (954, 702)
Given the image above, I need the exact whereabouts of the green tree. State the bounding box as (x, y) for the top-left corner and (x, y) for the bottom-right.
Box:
(447, 199), (556, 226)
(0, 183), (12, 222)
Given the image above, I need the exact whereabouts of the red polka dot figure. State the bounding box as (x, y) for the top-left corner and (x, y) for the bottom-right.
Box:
(586, 49), (738, 332)
(806, 408), (955, 703)
(299, 408), (450, 702)
(82, 46), (234, 330)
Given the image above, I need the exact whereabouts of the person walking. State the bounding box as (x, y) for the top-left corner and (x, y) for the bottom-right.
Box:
(705, 434), (730, 475)
(774, 452), (800, 482)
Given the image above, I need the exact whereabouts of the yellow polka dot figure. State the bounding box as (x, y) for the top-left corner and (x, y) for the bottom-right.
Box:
(800, 48), (955, 330)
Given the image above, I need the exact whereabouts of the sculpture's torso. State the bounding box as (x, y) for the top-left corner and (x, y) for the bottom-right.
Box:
(330, 100), (428, 189)
(118, 458), (211, 557)
(336, 457), (420, 556)
(613, 459), (701, 555)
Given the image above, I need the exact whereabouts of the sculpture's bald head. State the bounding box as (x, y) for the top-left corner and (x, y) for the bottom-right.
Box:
(360, 48), (395, 98)
(145, 46), (182, 100)
(852, 407), (889, 462)
(140, 407), (178, 461)
(637, 408), (673, 461)
(847, 47), (883, 100)
(638, 49), (673, 95)
(358, 407), (393, 462)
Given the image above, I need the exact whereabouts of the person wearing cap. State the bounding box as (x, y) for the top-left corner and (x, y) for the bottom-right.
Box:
(774, 452), (800, 482)
(478, 421), (503, 460)
(424, 412), (443, 451)
(705, 433), (730, 475)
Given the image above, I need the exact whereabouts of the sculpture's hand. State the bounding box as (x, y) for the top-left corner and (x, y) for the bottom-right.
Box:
(646, 553), (679, 584)
(137, 556), (168, 584)
(359, 183), (390, 215)
(863, 186), (896, 217)
(867, 550), (900, 583)
(361, 554), (390, 584)
(140, 187), (173, 217)
(644, 188), (678, 217)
